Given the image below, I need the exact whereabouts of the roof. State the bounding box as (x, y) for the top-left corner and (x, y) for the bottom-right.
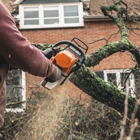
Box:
(18, 0), (138, 15)
(8, 0), (140, 21)
(90, 0), (140, 15)
(21, 0), (81, 4)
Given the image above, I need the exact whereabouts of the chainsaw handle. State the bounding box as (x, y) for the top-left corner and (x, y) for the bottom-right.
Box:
(52, 40), (85, 72)
(71, 37), (88, 54)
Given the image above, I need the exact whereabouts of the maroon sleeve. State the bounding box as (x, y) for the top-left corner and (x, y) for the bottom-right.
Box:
(0, 2), (56, 78)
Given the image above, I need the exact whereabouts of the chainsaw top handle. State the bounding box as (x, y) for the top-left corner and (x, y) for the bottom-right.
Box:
(52, 40), (86, 73)
(71, 37), (88, 54)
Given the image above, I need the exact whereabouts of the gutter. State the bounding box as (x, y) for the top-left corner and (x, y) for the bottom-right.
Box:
(84, 15), (140, 22)
(84, 15), (112, 21)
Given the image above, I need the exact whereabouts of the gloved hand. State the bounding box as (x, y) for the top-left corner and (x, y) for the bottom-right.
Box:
(42, 48), (53, 59)
(48, 66), (61, 82)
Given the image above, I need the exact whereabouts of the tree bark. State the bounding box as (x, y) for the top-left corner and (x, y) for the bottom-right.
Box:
(70, 0), (140, 120)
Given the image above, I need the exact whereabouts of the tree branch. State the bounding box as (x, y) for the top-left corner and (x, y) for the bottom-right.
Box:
(100, 0), (129, 39)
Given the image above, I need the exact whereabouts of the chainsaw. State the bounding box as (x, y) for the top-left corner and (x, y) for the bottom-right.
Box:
(41, 37), (88, 90)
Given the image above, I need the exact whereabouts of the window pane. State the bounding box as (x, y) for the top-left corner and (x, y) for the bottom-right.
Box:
(24, 20), (39, 25)
(6, 70), (23, 108)
(24, 11), (39, 18)
(107, 73), (117, 86)
(65, 18), (79, 23)
(64, 5), (78, 17)
(44, 19), (59, 24)
(120, 73), (130, 87)
(44, 10), (59, 17)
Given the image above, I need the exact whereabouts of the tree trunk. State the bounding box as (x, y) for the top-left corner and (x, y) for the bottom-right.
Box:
(70, 0), (140, 120)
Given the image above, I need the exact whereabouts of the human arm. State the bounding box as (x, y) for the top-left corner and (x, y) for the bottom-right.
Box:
(0, 2), (58, 78)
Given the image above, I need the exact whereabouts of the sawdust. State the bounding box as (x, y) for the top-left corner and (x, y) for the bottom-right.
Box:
(7, 81), (123, 140)
(14, 85), (70, 140)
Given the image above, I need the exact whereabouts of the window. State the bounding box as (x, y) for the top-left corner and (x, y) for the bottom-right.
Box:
(64, 5), (79, 23)
(19, 3), (84, 29)
(24, 7), (39, 25)
(104, 69), (135, 97)
(6, 69), (26, 112)
(44, 6), (59, 25)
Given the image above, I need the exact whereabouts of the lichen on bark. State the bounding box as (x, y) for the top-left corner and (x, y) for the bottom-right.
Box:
(70, 0), (140, 120)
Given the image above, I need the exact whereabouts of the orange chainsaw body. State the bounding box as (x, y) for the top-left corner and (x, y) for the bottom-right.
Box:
(51, 50), (78, 75)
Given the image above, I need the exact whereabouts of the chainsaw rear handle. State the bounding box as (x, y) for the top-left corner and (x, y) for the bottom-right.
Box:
(52, 40), (86, 72)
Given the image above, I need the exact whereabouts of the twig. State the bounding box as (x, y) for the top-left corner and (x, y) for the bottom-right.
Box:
(89, 30), (119, 45)
(89, 38), (108, 44)
(119, 88), (129, 140)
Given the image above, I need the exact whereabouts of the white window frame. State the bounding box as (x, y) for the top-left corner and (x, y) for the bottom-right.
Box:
(19, 2), (84, 29)
(23, 7), (39, 26)
(6, 71), (26, 113)
(103, 69), (135, 97)
(43, 6), (59, 25)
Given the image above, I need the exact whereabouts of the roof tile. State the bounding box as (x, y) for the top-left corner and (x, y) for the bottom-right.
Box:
(90, 0), (140, 15)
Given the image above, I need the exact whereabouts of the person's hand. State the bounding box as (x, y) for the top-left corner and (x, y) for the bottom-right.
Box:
(48, 66), (61, 82)
(42, 48), (53, 59)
